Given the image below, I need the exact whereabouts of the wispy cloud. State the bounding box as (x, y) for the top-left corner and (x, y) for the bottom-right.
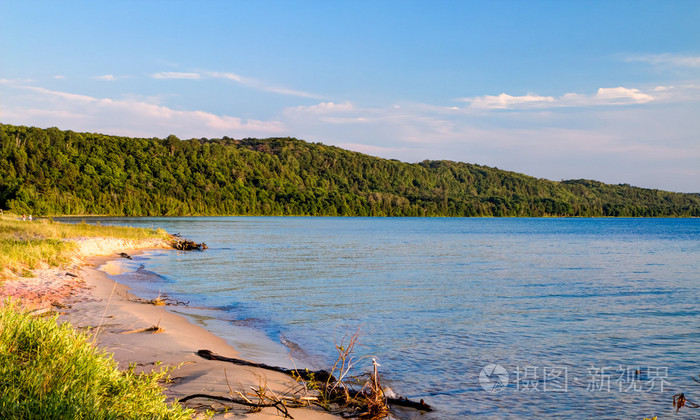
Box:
(207, 71), (325, 99)
(1, 82), (285, 138)
(210, 71), (244, 83)
(288, 101), (356, 114)
(52, 75), (66, 80)
(0, 77), (34, 85)
(20, 85), (100, 103)
(151, 72), (202, 80)
(146, 70), (324, 98)
(93, 74), (133, 82)
(624, 53), (700, 68)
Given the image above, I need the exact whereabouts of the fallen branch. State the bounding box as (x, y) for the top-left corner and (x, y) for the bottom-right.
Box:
(385, 396), (432, 411)
(196, 349), (335, 382)
(196, 349), (432, 413)
(178, 394), (293, 418)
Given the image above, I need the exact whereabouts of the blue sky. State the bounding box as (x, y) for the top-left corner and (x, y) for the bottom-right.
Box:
(1, 0), (699, 192)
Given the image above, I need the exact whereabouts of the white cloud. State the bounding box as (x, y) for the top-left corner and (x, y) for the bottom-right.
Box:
(460, 93), (555, 109)
(94, 74), (117, 81)
(458, 86), (661, 110)
(151, 72), (201, 80)
(52, 75), (66, 80)
(594, 87), (653, 103)
(1, 82), (285, 139)
(625, 53), (700, 68)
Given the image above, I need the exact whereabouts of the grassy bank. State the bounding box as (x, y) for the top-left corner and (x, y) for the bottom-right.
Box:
(0, 213), (167, 279)
(0, 302), (194, 419)
(0, 214), (195, 418)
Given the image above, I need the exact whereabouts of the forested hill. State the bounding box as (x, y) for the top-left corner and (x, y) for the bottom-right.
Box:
(1, 124), (698, 217)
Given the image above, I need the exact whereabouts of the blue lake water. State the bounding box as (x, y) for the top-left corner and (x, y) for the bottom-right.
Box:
(72, 217), (700, 419)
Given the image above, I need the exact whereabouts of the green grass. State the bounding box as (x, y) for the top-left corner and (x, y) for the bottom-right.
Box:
(0, 213), (168, 279)
(0, 302), (194, 419)
(0, 214), (192, 417)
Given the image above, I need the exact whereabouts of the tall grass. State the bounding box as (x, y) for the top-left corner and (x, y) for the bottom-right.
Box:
(0, 302), (194, 419)
(0, 213), (167, 278)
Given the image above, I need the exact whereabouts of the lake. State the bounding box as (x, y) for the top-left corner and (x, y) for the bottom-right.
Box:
(72, 217), (700, 419)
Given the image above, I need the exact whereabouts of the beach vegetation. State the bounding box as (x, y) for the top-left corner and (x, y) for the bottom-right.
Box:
(2, 124), (699, 217)
(0, 212), (167, 279)
(0, 301), (194, 419)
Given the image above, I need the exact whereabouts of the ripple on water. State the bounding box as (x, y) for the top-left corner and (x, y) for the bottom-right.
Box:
(74, 216), (700, 419)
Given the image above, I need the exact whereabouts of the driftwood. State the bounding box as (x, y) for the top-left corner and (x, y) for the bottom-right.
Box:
(179, 394), (293, 418)
(196, 349), (334, 382)
(195, 350), (432, 412)
(170, 235), (208, 251)
(129, 293), (189, 307)
(120, 325), (165, 334)
(385, 396), (432, 411)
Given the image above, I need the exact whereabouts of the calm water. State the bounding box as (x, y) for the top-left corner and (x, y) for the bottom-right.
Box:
(74, 217), (700, 419)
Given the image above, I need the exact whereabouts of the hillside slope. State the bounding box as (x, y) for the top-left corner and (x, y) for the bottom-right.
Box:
(1, 124), (698, 217)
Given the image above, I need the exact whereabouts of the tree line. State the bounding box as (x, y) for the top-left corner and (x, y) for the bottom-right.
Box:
(1, 124), (699, 217)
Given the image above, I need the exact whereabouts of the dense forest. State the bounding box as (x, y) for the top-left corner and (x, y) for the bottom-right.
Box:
(1, 124), (699, 217)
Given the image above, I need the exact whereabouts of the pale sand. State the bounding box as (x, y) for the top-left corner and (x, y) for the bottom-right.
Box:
(1, 238), (338, 419)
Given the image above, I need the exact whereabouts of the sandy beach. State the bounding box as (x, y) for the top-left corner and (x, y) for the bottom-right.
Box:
(0, 237), (338, 419)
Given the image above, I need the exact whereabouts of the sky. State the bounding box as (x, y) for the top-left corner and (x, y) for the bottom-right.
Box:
(1, 1), (699, 192)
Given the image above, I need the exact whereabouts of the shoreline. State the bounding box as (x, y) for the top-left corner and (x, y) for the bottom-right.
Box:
(1, 238), (338, 419)
(98, 250), (306, 371)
